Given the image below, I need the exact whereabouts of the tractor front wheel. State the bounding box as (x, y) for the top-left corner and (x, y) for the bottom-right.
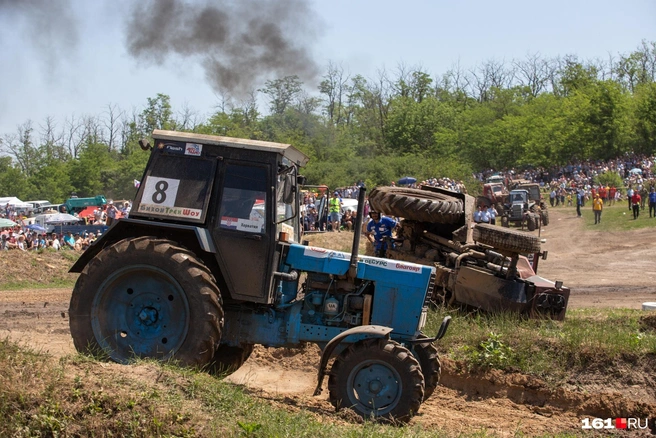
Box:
(69, 237), (223, 368)
(328, 338), (424, 422)
(413, 337), (441, 401)
(527, 214), (537, 231)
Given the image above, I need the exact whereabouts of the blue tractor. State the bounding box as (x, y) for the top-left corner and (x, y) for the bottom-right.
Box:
(68, 130), (450, 422)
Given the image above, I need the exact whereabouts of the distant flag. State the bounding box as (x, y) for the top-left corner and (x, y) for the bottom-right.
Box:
(134, 179), (141, 188)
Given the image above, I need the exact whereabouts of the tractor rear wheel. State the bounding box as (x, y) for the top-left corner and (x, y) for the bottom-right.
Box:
(328, 338), (424, 423)
(369, 187), (463, 224)
(69, 237), (223, 368)
(473, 223), (541, 254)
(413, 337), (441, 401)
(207, 343), (255, 376)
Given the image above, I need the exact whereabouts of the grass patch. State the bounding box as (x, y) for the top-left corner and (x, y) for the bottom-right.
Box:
(0, 339), (465, 438)
(424, 307), (656, 385)
(548, 202), (656, 231)
(0, 250), (80, 290)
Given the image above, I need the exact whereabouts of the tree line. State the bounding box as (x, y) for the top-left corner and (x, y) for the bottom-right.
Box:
(1, 40), (655, 203)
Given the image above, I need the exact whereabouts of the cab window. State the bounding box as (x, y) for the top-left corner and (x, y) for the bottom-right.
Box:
(219, 164), (267, 234)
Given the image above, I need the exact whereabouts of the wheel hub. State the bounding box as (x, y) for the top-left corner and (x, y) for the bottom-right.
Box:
(351, 362), (399, 408)
(91, 264), (190, 363)
(138, 307), (159, 326)
(368, 379), (383, 394)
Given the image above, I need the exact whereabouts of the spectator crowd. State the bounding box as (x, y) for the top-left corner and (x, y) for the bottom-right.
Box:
(1, 229), (98, 251)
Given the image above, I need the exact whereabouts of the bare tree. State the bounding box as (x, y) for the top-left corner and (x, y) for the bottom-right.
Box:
(81, 115), (102, 146)
(470, 59), (515, 102)
(237, 90), (260, 126)
(103, 103), (124, 151)
(319, 61), (350, 125)
(39, 116), (65, 160)
(177, 102), (202, 131)
(64, 115), (84, 158)
(3, 122), (38, 176)
(514, 53), (550, 97)
(120, 107), (141, 154)
(294, 91), (321, 115)
(391, 62), (413, 98)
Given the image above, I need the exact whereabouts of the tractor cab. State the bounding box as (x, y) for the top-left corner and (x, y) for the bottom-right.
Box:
(73, 130), (308, 304)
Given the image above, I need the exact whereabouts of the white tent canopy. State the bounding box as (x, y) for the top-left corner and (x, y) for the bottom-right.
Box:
(0, 197), (32, 209)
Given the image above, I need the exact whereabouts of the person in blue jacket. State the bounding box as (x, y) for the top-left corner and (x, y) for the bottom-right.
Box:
(649, 187), (656, 218)
(365, 210), (398, 258)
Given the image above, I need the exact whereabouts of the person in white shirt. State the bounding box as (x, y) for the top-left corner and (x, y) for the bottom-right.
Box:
(488, 205), (498, 225)
(479, 206), (491, 223)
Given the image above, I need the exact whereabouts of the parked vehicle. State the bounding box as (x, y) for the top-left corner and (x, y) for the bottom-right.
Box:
(25, 200), (52, 214)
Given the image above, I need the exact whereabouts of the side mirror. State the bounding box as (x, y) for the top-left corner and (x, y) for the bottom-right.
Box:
(139, 138), (152, 151)
(283, 174), (296, 204)
(297, 175), (307, 185)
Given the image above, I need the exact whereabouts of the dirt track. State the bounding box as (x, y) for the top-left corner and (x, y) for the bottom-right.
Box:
(1, 207), (655, 436)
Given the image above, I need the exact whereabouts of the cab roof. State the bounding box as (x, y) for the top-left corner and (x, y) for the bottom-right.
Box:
(152, 130), (310, 167)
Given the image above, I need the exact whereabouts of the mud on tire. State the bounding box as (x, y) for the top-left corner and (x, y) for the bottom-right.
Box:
(369, 187), (464, 224)
(69, 236), (224, 368)
(473, 223), (541, 254)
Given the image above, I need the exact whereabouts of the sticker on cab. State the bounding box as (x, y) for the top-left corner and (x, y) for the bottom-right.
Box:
(185, 143), (203, 156)
(359, 256), (423, 274)
(221, 216), (264, 233)
(138, 176), (203, 219)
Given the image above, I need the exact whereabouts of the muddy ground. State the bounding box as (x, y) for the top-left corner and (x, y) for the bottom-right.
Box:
(1, 207), (655, 436)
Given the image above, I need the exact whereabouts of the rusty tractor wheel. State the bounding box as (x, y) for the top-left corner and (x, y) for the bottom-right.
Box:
(369, 187), (463, 224)
(413, 336), (441, 401)
(207, 343), (254, 376)
(328, 338), (424, 423)
(473, 223), (541, 254)
(69, 237), (223, 368)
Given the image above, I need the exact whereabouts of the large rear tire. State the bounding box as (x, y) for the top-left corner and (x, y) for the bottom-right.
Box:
(473, 223), (541, 254)
(369, 187), (463, 224)
(69, 237), (223, 368)
(328, 338), (424, 423)
(541, 209), (550, 226)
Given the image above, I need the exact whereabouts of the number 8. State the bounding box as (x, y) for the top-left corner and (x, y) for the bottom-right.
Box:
(152, 180), (168, 204)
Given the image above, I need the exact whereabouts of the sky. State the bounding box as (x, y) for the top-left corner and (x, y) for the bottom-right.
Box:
(0, 0), (655, 138)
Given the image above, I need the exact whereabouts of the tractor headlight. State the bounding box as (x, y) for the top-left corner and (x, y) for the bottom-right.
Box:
(418, 308), (428, 331)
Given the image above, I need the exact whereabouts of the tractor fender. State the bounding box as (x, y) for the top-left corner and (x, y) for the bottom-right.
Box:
(69, 218), (216, 273)
(313, 325), (393, 396)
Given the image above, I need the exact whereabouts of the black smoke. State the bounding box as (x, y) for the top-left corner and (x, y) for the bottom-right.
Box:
(0, 0), (79, 66)
(125, 0), (322, 96)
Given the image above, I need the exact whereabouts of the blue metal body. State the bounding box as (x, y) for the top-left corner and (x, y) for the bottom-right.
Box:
(221, 244), (434, 348)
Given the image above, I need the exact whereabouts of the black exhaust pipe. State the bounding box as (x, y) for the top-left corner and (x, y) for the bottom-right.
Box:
(349, 186), (367, 277)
